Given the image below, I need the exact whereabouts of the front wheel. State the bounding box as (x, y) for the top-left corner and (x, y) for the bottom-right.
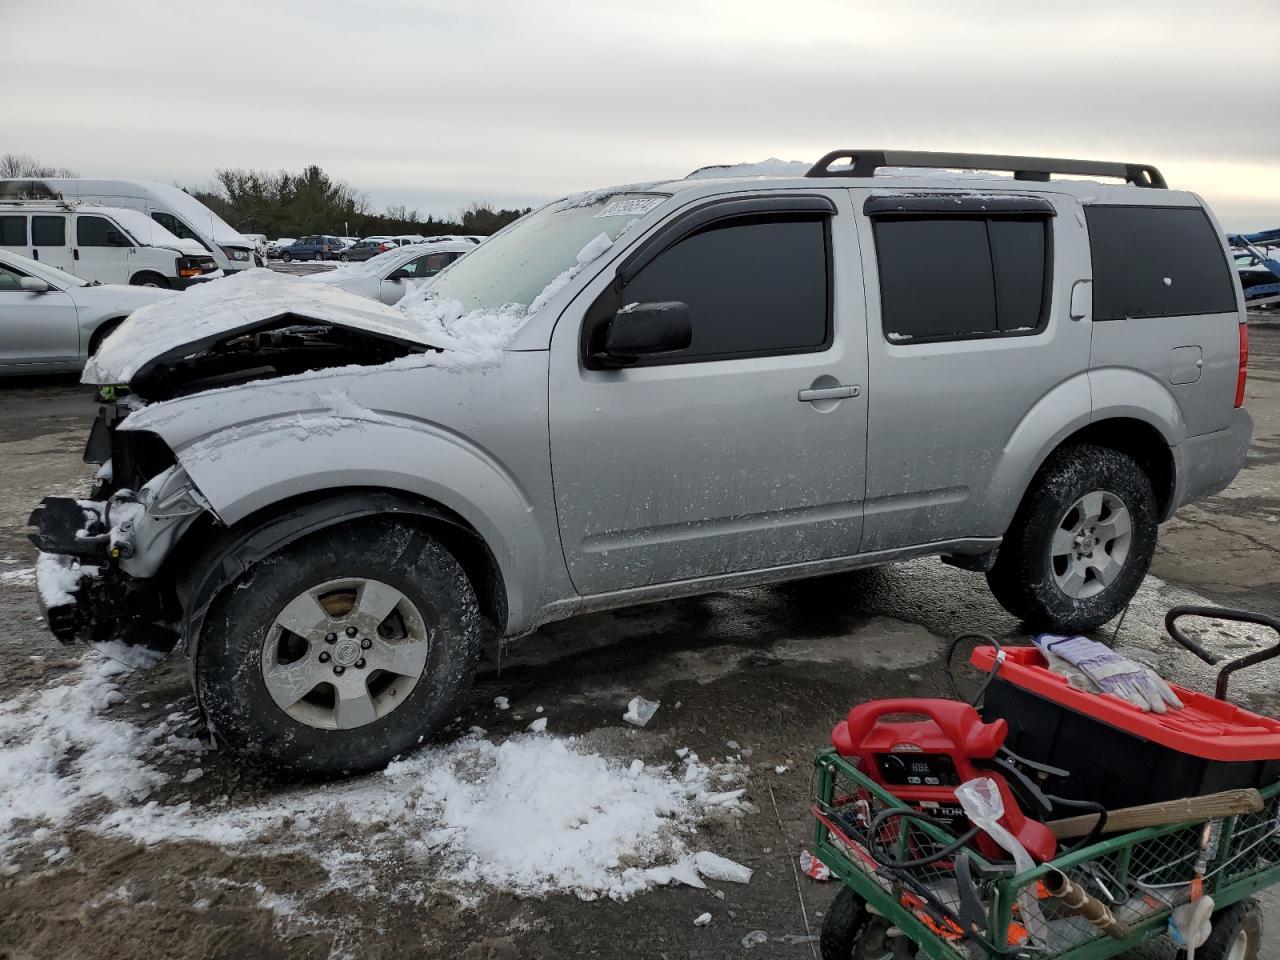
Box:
(129, 272), (170, 289)
(281, 251), (293, 262)
(340, 252), (350, 262)
(196, 518), (483, 776)
(1181, 900), (1263, 960)
(987, 444), (1157, 632)
(821, 888), (909, 960)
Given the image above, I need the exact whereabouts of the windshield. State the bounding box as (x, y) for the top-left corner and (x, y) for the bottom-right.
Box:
(426, 193), (667, 312)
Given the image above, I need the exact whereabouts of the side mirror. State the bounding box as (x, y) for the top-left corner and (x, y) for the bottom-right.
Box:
(19, 277), (50, 293)
(107, 230), (128, 246)
(595, 301), (693, 367)
(386, 268), (410, 281)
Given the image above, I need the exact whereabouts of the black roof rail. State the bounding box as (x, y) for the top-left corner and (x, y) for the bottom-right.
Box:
(805, 150), (1166, 189)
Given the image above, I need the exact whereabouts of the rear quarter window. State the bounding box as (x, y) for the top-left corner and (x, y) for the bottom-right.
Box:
(1085, 206), (1236, 320)
(0, 215), (26, 246)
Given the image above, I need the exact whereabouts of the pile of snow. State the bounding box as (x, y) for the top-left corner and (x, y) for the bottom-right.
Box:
(0, 657), (164, 859)
(100, 729), (750, 901)
(1, 651), (749, 901)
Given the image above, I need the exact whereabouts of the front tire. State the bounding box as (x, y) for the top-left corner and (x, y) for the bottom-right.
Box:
(129, 272), (170, 289)
(281, 251), (293, 262)
(196, 519), (482, 776)
(821, 888), (905, 960)
(987, 444), (1157, 632)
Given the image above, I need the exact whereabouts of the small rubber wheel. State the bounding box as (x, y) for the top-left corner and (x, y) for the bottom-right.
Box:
(281, 251), (293, 262)
(340, 252), (350, 262)
(987, 444), (1157, 632)
(196, 518), (482, 777)
(1187, 900), (1263, 960)
(822, 888), (905, 960)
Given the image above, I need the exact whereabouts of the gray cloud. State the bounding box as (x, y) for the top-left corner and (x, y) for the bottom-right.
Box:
(3, 0), (1277, 228)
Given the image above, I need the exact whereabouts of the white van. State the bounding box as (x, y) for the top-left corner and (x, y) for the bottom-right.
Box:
(0, 201), (220, 288)
(0, 179), (255, 274)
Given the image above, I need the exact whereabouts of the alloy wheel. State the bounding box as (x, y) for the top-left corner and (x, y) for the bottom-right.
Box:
(1050, 489), (1132, 599)
(260, 577), (432, 730)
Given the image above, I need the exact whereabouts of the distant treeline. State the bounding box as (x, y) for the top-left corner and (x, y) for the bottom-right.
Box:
(193, 166), (531, 238)
(1, 154), (532, 239)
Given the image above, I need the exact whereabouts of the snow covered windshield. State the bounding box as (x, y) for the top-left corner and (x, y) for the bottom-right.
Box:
(423, 193), (666, 313)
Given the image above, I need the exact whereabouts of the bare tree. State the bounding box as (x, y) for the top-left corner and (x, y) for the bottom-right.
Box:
(0, 153), (78, 178)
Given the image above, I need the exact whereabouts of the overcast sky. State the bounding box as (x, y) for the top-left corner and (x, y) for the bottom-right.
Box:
(5, 0), (1279, 230)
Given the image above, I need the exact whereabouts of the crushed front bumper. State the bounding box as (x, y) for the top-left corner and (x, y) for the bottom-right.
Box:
(29, 496), (180, 649)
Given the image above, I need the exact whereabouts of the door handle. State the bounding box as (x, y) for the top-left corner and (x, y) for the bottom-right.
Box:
(798, 385), (860, 402)
(73, 249), (79, 261)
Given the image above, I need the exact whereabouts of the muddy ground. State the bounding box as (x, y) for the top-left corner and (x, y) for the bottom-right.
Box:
(0, 322), (1277, 960)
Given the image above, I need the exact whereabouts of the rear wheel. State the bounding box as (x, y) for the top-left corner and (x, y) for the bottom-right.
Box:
(987, 444), (1157, 632)
(1191, 900), (1262, 960)
(196, 518), (483, 776)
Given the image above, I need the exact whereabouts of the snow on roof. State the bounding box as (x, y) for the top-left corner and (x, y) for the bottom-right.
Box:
(686, 158), (812, 179)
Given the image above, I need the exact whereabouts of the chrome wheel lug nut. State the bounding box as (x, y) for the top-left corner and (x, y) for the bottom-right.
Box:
(333, 665), (345, 676)
(345, 626), (358, 638)
(318, 651), (330, 663)
(360, 638), (372, 650)
(325, 632), (337, 644)
(355, 658), (366, 669)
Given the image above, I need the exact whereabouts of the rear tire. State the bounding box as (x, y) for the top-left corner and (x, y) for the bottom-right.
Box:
(196, 518), (483, 777)
(1182, 900), (1262, 960)
(987, 444), (1157, 632)
(129, 272), (170, 289)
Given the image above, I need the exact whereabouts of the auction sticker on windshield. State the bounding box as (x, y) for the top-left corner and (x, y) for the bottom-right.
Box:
(595, 196), (665, 218)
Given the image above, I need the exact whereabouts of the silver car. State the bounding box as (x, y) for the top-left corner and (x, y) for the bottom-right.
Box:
(0, 249), (173, 373)
(308, 241), (471, 304)
(31, 150), (1252, 775)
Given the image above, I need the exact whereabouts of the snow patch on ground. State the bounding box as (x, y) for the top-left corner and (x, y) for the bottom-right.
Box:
(2, 654), (749, 901)
(0, 656), (164, 860)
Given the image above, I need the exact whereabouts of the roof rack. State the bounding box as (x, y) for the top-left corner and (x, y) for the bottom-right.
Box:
(805, 150), (1166, 188)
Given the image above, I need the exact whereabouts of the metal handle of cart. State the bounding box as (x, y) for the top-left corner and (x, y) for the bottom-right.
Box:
(1164, 606), (1280, 700)
(812, 749), (1280, 960)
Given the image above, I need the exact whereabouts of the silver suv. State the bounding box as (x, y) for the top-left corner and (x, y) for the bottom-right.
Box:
(31, 150), (1252, 775)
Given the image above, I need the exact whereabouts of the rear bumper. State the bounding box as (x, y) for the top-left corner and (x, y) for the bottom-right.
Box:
(1169, 407), (1254, 515)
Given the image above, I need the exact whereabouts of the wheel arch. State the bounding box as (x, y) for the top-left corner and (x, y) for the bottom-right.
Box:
(86, 316), (127, 358)
(129, 270), (171, 288)
(172, 488), (510, 665)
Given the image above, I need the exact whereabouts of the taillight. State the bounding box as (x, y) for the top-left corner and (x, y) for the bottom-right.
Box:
(1235, 323), (1248, 407)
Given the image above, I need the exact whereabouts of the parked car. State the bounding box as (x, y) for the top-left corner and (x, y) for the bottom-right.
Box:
(267, 238), (296, 258)
(0, 200), (220, 288)
(32, 149), (1252, 776)
(337, 239), (398, 262)
(308, 240), (471, 303)
(0, 249), (172, 373)
(279, 236), (345, 261)
(0, 178), (256, 274)
(241, 233), (269, 265)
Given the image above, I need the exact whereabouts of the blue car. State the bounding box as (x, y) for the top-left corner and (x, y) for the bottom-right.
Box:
(279, 236), (345, 262)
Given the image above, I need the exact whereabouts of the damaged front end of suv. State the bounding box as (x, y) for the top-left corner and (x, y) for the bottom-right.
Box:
(28, 269), (445, 654)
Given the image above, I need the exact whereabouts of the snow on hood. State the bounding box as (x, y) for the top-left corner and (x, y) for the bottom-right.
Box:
(82, 269), (454, 385)
(97, 206), (208, 258)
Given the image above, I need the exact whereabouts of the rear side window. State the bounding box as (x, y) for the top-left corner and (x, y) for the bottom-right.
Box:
(1085, 206), (1236, 320)
(32, 215), (66, 246)
(78, 215), (123, 247)
(873, 215), (1050, 342)
(620, 215), (830, 361)
(0, 216), (26, 246)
